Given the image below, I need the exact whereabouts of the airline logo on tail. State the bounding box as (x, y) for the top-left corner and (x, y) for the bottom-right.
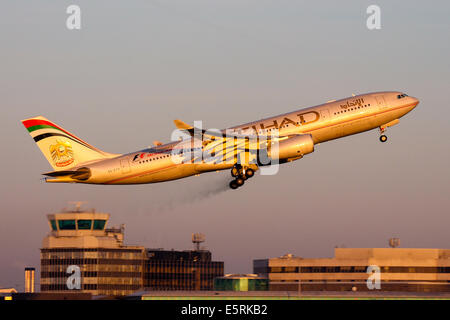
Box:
(49, 139), (74, 167)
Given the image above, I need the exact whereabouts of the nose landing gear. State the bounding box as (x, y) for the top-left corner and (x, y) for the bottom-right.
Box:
(379, 120), (400, 143)
(379, 127), (388, 143)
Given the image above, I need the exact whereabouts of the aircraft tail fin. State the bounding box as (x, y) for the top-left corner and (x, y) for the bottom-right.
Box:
(21, 116), (118, 171)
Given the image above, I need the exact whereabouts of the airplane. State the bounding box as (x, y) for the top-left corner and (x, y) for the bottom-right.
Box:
(22, 91), (419, 189)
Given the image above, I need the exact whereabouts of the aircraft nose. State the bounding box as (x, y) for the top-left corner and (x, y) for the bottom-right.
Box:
(411, 96), (420, 108)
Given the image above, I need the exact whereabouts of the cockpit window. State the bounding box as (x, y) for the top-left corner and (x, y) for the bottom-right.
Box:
(397, 93), (408, 99)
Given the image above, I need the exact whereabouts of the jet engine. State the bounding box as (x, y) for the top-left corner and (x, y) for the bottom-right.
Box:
(269, 134), (314, 161)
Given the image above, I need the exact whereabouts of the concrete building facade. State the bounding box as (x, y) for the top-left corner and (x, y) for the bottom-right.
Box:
(40, 208), (223, 296)
(41, 210), (145, 296)
(254, 248), (450, 292)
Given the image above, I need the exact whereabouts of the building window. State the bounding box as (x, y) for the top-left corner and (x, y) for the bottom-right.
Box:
(340, 266), (352, 272)
(77, 220), (92, 230)
(50, 220), (57, 231)
(58, 220), (76, 230)
(93, 220), (106, 230)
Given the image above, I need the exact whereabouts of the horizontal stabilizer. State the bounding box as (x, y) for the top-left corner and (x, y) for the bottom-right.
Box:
(43, 167), (91, 181)
(43, 170), (79, 177)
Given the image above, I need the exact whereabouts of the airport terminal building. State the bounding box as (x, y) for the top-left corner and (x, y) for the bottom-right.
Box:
(254, 248), (450, 292)
(40, 208), (223, 296)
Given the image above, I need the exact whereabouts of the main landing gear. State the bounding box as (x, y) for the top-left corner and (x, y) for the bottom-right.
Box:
(229, 165), (256, 189)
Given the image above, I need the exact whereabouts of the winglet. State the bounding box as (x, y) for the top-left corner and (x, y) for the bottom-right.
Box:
(173, 120), (193, 130)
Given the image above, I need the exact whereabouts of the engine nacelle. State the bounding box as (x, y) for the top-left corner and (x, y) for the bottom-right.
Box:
(269, 134), (314, 160)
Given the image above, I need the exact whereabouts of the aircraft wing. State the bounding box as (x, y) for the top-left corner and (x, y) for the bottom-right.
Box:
(173, 119), (287, 142)
(173, 119), (295, 167)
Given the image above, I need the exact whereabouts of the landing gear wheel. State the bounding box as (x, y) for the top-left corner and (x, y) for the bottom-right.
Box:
(245, 168), (255, 179)
(231, 167), (240, 177)
(379, 135), (388, 143)
(229, 180), (239, 189)
(236, 177), (245, 187)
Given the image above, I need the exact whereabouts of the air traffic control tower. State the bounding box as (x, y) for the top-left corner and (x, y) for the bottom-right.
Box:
(41, 206), (145, 296)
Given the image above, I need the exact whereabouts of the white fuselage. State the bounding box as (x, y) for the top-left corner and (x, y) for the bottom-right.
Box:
(66, 91), (419, 185)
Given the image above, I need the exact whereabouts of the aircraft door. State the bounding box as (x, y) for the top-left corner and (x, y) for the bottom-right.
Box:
(375, 95), (387, 110)
(120, 158), (131, 174)
(320, 109), (330, 121)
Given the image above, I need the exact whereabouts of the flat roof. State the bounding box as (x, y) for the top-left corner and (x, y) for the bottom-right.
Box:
(130, 290), (450, 300)
(263, 248), (450, 262)
(47, 212), (110, 220)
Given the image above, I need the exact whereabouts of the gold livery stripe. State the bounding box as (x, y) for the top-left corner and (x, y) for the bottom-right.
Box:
(104, 164), (178, 184)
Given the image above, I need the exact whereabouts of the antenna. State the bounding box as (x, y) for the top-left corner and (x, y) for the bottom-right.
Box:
(68, 201), (87, 212)
(192, 233), (205, 251)
(389, 238), (400, 248)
